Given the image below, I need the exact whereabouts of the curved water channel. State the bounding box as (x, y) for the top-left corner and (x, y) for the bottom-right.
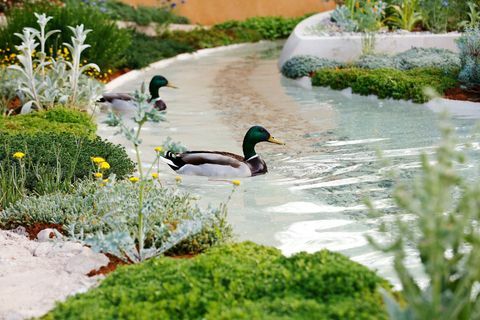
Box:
(97, 42), (480, 286)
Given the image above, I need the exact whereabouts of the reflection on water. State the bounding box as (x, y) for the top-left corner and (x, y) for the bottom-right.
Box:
(97, 42), (480, 287)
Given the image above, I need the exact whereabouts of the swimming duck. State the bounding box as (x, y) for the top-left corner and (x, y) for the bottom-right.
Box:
(162, 126), (285, 177)
(99, 75), (177, 111)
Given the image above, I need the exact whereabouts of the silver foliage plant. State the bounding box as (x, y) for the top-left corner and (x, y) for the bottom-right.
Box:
(98, 88), (222, 262)
(368, 123), (480, 319)
(8, 13), (102, 113)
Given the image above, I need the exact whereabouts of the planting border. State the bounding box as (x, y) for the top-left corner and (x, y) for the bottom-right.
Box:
(278, 11), (461, 67)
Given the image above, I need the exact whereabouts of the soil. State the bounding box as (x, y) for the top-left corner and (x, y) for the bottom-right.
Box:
(24, 223), (64, 240)
(87, 253), (128, 277)
(104, 68), (131, 83)
(444, 86), (480, 103)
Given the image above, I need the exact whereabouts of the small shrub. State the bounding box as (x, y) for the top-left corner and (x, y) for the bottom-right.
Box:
(122, 31), (194, 69)
(395, 47), (461, 72)
(0, 107), (96, 137)
(331, 5), (358, 32)
(0, 132), (135, 199)
(281, 55), (343, 79)
(44, 242), (390, 320)
(104, 0), (189, 26)
(457, 26), (480, 87)
(1, 180), (233, 257)
(312, 67), (458, 103)
(215, 15), (306, 40)
(355, 54), (399, 70)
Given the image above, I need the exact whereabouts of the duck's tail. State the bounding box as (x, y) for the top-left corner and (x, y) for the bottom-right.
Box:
(160, 151), (183, 170)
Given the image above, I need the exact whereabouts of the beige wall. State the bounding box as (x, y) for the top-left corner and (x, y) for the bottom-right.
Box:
(121, 0), (336, 25)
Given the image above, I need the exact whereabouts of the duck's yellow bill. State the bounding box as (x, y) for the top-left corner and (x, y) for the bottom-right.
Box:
(166, 83), (178, 89)
(268, 136), (285, 145)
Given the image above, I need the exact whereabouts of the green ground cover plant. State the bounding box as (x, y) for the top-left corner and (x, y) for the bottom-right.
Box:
(369, 123), (480, 319)
(0, 107), (96, 137)
(43, 242), (390, 319)
(312, 67), (458, 103)
(0, 132), (134, 209)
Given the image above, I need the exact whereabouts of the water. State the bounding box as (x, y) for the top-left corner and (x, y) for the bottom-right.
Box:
(97, 42), (480, 286)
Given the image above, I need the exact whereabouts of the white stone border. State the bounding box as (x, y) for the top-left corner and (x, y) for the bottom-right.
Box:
(278, 11), (461, 67)
(106, 42), (258, 92)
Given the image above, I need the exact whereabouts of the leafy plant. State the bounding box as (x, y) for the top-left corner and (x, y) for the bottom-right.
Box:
(312, 67), (458, 103)
(44, 242), (390, 319)
(7, 13), (103, 112)
(419, 0), (449, 33)
(104, 0), (188, 26)
(281, 55), (343, 79)
(0, 179), (233, 256)
(457, 26), (480, 87)
(0, 1), (131, 71)
(331, 5), (358, 32)
(0, 132), (135, 208)
(368, 123), (480, 319)
(385, 0), (423, 31)
(215, 16), (306, 40)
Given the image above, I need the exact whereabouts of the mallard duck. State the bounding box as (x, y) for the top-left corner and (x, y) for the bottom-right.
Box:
(98, 75), (177, 111)
(162, 126), (285, 177)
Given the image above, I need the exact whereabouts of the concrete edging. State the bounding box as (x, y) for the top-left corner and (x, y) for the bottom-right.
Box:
(278, 11), (461, 67)
(106, 42), (256, 92)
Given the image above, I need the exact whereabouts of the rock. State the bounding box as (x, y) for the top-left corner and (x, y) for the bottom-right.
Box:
(64, 247), (109, 274)
(37, 228), (63, 242)
(33, 242), (55, 257)
(11, 226), (27, 237)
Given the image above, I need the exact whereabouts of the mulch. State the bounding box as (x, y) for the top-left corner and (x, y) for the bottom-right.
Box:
(444, 86), (480, 103)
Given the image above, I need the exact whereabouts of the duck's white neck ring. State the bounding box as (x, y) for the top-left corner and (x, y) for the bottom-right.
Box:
(246, 155), (259, 162)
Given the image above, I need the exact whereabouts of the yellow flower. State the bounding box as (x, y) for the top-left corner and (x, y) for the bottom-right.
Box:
(91, 156), (106, 164)
(99, 161), (111, 170)
(93, 172), (103, 179)
(231, 180), (241, 186)
(151, 173), (159, 179)
(154, 146), (163, 153)
(103, 179), (109, 183)
(13, 152), (25, 160)
(129, 177), (140, 183)
(175, 176), (182, 183)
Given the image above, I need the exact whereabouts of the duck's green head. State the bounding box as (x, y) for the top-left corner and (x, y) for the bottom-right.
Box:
(242, 126), (285, 160)
(149, 75), (177, 99)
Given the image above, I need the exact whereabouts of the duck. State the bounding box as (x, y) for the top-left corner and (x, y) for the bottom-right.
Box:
(162, 126), (285, 177)
(98, 75), (177, 111)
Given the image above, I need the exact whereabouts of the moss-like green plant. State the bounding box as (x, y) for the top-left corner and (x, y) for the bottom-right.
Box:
(44, 242), (390, 319)
(312, 67), (458, 103)
(0, 107), (96, 137)
(368, 123), (480, 319)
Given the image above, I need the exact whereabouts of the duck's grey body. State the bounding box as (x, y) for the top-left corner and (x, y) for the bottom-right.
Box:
(164, 151), (268, 178)
(98, 75), (173, 112)
(99, 93), (167, 112)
